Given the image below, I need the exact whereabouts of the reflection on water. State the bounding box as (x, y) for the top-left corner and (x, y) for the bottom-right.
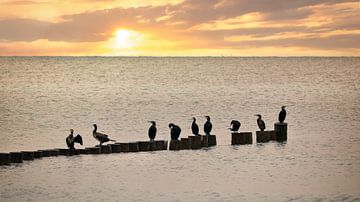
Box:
(0, 57), (359, 201)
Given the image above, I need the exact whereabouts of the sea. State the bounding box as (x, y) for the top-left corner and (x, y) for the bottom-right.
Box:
(0, 57), (359, 201)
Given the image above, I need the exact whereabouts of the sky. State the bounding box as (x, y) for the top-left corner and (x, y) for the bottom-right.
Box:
(0, 0), (359, 56)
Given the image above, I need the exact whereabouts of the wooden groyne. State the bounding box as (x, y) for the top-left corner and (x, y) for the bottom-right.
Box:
(1, 122), (288, 167)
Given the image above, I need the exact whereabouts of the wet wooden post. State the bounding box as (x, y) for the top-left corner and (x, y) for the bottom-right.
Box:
(188, 136), (201, 149)
(34, 151), (43, 158)
(256, 131), (270, 143)
(232, 132), (252, 145)
(58, 149), (70, 156)
(39, 150), (51, 157)
(97, 145), (111, 154)
(86, 147), (101, 154)
(169, 140), (181, 150)
(180, 138), (191, 150)
(21, 151), (34, 160)
(110, 144), (121, 153)
(155, 140), (168, 150)
(129, 142), (139, 152)
(10, 152), (23, 163)
(275, 122), (287, 142)
(149, 141), (157, 151)
(269, 130), (277, 141)
(49, 149), (59, 156)
(78, 149), (89, 154)
(201, 135), (209, 147)
(0, 153), (11, 166)
(119, 143), (130, 152)
(138, 141), (151, 152)
(209, 135), (217, 146)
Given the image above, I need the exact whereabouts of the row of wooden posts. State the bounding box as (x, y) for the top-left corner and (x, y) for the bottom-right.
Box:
(0, 123), (287, 166)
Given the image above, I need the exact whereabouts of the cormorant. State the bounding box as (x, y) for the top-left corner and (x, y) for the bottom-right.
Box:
(204, 116), (212, 136)
(255, 114), (266, 131)
(278, 106), (286, 123)
(191, 117), (200, 136)
(168, 123), (181, 140)
(148, 121), (157, 141)
(229, 120), (241, 133)
(92, 124), (115, 145)
(66, 129), (83, 150)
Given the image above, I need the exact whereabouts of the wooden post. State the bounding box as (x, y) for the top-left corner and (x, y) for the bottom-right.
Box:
(150, 141), (157, 151)
(10, 152), (23, 163)
(21, 151), (34, 160)
(169, 140), (181, 151)
(110, 144), (121, 153)
(0, 153), (11, 166)
(86, 147), (101, 154)
(97, 145), (111, 154)
(34, 151), (43, 158)
(256, 131), (270, 143)
(58, 149), (70, 156)
(188, 136), (201, 149)
(275, 122), (287, 142)
(119, 143), (130, 152)
(209, 135), (217, 146)
(77, 149), (89, 154)
(39, 150), (50, 157)
(180, 138), (191, 150)
(138, 141), (151, 152)
(155, 140), (167, 150)
(201, 135), (209, 147)
(269, 130), (277, 141)
(49, 149), (59, 156)
(232, 132), (252, 145)
(129, 142), (139, 152)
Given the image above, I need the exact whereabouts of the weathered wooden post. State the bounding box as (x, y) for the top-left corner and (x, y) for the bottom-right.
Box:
(231, 132), (253, 145)
(34, 151), (43, 158)
(201, 135), (209, 147)
(256, 131), (270, 143)
(21, 151), (34, 160)
(180, 138), (191, 150)
(155, 140), (168, 150)
(58, 149), (70, 156)
(110, 144), (121, 153)
(86, 147), (101, 154)
(138, 141), (151, 152)
(275, 122), (287, 142)
(129, 142), (139, 152)
(269, 130), (277, 141)
(39, 150), (51, 157)
(10, 152), (23, 163)
(49, 149), (59, 156)
(97, 145), (111, 154)
(188, 136), (202, 149)
(119, 143), (130, 152)
(150, 141), (157, 151)
(169, 140), (181, 150)
(0, 153), (11, 166)
(209, 135), (217, 146)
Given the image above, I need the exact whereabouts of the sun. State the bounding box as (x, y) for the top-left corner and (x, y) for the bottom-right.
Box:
(114, 29), (144, 49)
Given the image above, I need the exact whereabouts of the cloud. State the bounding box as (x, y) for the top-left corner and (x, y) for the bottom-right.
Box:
(0, 0), (359, 55)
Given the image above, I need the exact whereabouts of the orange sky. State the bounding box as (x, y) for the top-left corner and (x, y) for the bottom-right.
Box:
(0, 0), (359, 56)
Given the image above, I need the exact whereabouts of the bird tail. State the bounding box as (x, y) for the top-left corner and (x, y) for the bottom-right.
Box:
(109, 139), (116, 142)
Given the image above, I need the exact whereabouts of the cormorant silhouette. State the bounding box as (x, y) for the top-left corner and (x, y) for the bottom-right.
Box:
(229, 120), (241, 133)
(278, 106), (287, 123)
(204, 116), (212, 136)
(168, 123), (181, 140)
(66, 129), (83, 150)
(148, 121), (157, 141)
(255, 114), (266, 131)
(92, 124), (115, 145)
(191, 117), (200, 136)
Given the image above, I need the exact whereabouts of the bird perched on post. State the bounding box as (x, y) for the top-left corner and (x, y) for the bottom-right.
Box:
(255, 114), (266, 131)
(66, 129), (83, 150)
(191, 117), (200, 136)
(204, 116), (212, 136)
(229, 120), (241, 133)
(278, 106), (287, 123)
(169, 123), (181, 140)
(92, 124), (115, 146)
(148, 121), (157, 141)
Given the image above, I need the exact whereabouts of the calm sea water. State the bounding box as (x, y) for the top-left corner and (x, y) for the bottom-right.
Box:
(0, 57), (359, 201)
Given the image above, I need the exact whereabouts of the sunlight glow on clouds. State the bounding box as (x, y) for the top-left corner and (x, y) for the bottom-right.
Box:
(0, 0), (359, 56)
